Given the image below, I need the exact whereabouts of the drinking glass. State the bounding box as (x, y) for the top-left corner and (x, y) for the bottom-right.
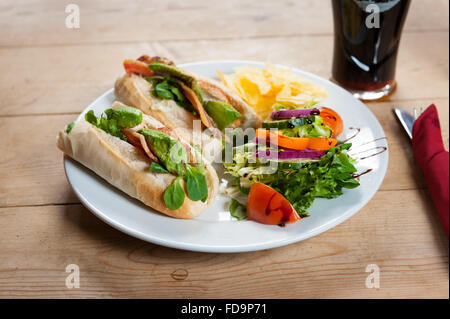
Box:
(331, 0), (411, 100)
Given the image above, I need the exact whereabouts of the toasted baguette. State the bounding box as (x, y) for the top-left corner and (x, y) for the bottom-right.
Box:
(56, 113), (219, 219)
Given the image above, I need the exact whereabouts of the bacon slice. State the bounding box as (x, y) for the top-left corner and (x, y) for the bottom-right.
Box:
(122, 128), (159, 163)
(156, 126), (178, 139)
(193, 81), (234, 135)
(137, 55), (175, 66)
(177, 80), (214, 129)
(124, 56), (175, 76)
(197, 80), (230, 103)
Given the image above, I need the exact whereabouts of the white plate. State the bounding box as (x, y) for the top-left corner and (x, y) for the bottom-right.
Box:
(64, 60), (388, 253)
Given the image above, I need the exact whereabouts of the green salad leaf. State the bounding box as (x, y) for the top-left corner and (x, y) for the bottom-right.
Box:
(267, 143), (358, 216)
(85, 110), (99, 126)
(223, 142), (359, 217)
(138, 129), (209, 210)
(84, 106), (142, 140)
(184, 164), (208, 202)
(149, 162), (169, 173)
(148, 62), (204, 104)
(148, 76), (195, 113)
(154, 80), (176, 99)
(66, 122), (75, 134)
(163, 177), (185, 210)
(229, 199), (246, 220)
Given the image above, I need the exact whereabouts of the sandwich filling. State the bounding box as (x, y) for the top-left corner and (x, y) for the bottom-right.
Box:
(123, 56), (242, 132)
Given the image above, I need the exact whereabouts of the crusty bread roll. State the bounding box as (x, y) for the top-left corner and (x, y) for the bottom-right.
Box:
(56, 113), (219, 219)
(115, 71), (261, 129)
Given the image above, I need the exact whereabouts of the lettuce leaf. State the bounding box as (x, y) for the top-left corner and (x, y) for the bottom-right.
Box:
(281, 115), (332, 138)
(266, 143), (359, 216)
(223, 142), (359, 217)
(85, 110), (126, 140)
(149, 77), (195, 113)
(229, 198), (247, 220)
(84, 106), (142, 141)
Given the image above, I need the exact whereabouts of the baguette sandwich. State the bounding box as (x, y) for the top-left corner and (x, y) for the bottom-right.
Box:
(114, 56), (261, 156)
(57, 101), (219, 219)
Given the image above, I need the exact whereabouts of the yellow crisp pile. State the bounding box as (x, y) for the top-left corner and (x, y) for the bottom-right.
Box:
(217, 64), (328, 120)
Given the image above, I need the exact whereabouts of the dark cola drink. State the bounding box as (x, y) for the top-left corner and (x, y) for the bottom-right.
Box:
(331, 0), (411, 100)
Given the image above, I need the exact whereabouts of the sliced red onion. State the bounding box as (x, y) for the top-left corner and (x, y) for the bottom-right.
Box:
(270, 108), (320, 120)
(254, 137), (326, 158)
(255, 149), (325, 160)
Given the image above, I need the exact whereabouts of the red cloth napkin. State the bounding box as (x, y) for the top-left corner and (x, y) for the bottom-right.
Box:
(412, 104), (449, 237)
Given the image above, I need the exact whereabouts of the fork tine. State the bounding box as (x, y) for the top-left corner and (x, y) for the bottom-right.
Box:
(413, 107), (417, 121)
(420, 106), (424, 115)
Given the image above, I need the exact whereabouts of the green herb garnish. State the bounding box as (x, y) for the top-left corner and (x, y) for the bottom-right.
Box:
(66, 122), (75, 134)
(84, 106), (142, 140)
(184, 164), (208, 202)
(154, 80), (176, 99)
(85, 110), (99, 126)
(163, 177), (185, 210)
(149, 162), (169, 173)
(230, 199), (246, 220)
(150, 78), (195, 113)
(138, 129), (209, 210)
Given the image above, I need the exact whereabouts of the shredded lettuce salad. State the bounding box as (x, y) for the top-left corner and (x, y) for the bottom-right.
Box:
(223, 142), (360, 217)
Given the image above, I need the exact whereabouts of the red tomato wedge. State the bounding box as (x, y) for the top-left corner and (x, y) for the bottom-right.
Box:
(319, 107), (343, 137)
(123, 59), (153, 76)
(247, 183), (301, 225)
(256, 129), (338, 151)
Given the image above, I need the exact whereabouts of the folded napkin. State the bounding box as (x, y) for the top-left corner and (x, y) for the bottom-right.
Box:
(412, 104), (449, 237)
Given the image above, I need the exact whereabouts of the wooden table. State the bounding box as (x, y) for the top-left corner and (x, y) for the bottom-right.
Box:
(0, 0), (448, 299)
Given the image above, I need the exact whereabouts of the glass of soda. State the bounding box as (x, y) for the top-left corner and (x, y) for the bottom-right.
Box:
(331, 0), (411, 100)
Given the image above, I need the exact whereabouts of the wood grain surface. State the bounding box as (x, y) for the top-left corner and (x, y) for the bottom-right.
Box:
(0, 0), (448, 299)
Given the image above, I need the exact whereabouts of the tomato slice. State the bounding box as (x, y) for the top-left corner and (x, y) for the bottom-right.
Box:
(319, 107), (343, 137)
(256, 129), (337, 151)
(247, 183), (300, 225)
(123, 59), (153, 76)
